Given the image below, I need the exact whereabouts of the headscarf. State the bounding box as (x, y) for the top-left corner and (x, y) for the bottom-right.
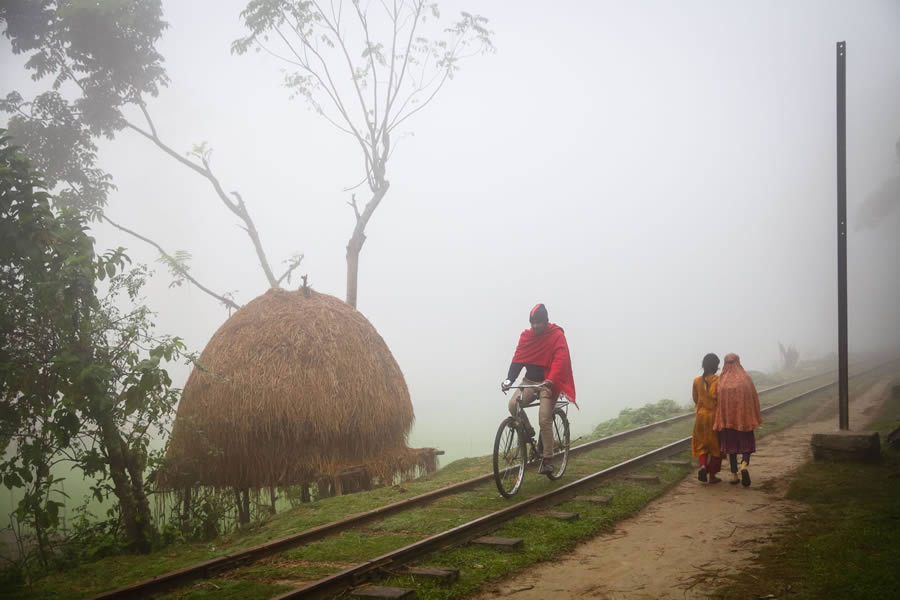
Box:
(530, 303), (548, 322)
(713, 353), (762, 431)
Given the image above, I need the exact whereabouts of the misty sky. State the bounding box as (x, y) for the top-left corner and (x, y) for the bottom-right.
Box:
(3, 0), (900, 464)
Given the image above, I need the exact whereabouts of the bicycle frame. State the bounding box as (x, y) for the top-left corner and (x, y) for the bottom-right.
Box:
(507, 384), (570, 429)
(493, 384), (572, 497)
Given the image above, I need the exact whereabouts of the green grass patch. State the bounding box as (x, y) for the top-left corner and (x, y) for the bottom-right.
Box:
(715, 375), (900, 600)
(371, 507), (490, 535)
(281, 530), (423, 563)
(226, 558), (346, 585)
(156, 579), (290, 600)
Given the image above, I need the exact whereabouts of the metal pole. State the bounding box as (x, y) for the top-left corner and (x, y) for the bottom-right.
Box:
(836, 41), (849, 430)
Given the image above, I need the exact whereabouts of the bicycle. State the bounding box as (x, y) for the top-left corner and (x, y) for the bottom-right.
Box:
(492, 384), (571, 498)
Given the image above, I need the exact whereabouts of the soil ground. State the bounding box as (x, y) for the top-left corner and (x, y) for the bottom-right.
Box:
(471, 376), (895, 600)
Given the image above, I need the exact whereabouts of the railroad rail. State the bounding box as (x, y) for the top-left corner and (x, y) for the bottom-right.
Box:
(92, 360), (895, 600)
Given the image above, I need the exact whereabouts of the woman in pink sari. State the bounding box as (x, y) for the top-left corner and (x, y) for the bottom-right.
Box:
(713, 353), (762, 486)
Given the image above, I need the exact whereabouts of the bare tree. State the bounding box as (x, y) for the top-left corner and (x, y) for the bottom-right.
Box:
(233, 0), (493, 306)
(778, 342), (800, 371)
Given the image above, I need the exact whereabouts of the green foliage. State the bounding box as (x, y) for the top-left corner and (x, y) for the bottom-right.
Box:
(0, 0), (168, 216)
(0, 130), (100, 569)
(0, 132), (190, 581)
(592, 398), (687, 437)
(58, 505), (129, 565)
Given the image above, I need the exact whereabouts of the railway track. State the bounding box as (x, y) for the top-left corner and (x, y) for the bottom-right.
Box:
(92, 360), (897, 600)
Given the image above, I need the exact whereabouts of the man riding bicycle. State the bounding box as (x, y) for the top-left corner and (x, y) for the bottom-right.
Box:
(501, 303), (576, 474)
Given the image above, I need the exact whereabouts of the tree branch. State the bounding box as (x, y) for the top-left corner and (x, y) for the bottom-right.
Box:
(380, 0), (424, 139)
(102, 215), (241, 311)
(347, 193), (361, 220)
(126, 104), (279, 287)
(313, 0), (373, 137)
(275, 253), (305, 287)
(278, 11), (374, 169)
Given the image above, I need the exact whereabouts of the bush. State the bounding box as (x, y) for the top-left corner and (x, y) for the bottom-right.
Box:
(593, 398), (687, 437)
(57, 506), (128, 565)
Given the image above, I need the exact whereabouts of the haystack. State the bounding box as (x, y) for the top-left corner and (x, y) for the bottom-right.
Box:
(160, 288), (418, 491)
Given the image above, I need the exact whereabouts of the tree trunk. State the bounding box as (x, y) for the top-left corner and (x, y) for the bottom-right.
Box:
(345, 231), (365, 309)
(234, 487), (250, 525)
(300, 483), (310, 503)
(98, 416), (154, 553)
(345, 182), (389, 308)
(31, 466), (51, 567)
(269, 486), (277, 514)
(233, 487), (251, 525)
(181, 487), (192, 536)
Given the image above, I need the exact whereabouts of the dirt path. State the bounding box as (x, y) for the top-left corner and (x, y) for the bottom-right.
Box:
(471, 377), (895, 600)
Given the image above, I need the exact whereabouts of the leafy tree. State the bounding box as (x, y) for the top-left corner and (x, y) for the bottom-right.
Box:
(0, 131), (188, 558)
(233, 0), (494, 306)
(0, 0), (168, 217)
(1, 130), (99, 566)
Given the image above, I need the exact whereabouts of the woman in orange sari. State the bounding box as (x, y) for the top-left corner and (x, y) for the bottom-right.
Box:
(714, 353), (762, 486)
(692, 353), (722, 483)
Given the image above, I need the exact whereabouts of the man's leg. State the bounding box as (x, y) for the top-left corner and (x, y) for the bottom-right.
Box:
(508, 381), (537, 437)
(538, 388), (555, 461)
(507, 388), (522, 418)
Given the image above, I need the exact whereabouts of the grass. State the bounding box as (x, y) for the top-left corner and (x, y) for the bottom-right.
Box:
(2, 364), (893, 600)
(714, 379), (900, 600)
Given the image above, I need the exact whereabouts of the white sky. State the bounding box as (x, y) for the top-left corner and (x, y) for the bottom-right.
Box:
(3, 0), (900, 464)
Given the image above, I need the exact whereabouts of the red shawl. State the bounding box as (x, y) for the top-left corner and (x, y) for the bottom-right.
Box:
(713, 353), (762, 432)
(511, 324), (577, 404)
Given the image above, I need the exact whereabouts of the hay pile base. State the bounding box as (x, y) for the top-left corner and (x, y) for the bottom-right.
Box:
(160, 288), (419, 492)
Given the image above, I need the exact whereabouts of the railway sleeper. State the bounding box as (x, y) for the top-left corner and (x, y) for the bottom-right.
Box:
(471, 536), (524, 551)
(540, 511), (580, 521)
(350, 585), (416, 598)
(403, 566), (460, 583)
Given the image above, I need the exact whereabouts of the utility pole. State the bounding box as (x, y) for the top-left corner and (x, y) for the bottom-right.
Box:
(836, 41), (849, 430)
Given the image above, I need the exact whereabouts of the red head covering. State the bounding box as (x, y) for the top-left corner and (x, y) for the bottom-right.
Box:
(713, 353), (762, 431)
(511, 323), (576, 404)
(529, 303), (548, 322)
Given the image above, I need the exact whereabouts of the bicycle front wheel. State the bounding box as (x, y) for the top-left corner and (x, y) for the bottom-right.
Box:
(493, 417), (526, 498)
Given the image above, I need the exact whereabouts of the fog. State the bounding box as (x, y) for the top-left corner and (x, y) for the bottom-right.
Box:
(3, 0), (900, 467)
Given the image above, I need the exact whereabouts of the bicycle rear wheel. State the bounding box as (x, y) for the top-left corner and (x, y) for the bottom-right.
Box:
(493, 417), (526, 498)
(537, 408), (570, 480)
